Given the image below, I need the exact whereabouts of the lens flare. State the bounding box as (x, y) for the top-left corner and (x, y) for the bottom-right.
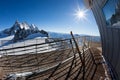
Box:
(74, 6), (88, 22)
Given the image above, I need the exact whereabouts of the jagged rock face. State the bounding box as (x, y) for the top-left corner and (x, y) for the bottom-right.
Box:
(40, 30), (48, 37)
(12, 21), (48, 42)
(13, 28), (30, 42)
(30, 24), (39, 33)
(0, 20), (48, 42)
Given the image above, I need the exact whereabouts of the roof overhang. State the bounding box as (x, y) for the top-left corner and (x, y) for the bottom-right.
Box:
(84, 0), (93, 9)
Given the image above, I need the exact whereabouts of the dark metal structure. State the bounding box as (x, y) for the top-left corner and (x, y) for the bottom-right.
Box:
(84, 0), (120, 79)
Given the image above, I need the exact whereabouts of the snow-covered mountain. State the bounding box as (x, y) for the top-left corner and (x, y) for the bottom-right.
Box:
(48, 32), (81, 39)
(48, 32), (101, 42)
(0, 20), (48, 42)
(0, 20), (101, 46)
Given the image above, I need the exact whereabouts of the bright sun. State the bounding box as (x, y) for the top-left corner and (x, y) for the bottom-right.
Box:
(74, 6), (88, 21)
(76, 11), (85, 19)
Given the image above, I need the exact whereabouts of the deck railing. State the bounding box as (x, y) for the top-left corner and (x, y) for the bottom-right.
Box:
(0, 34), (101, 80)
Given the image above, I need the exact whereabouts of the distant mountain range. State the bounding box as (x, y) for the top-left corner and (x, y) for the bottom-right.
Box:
(0, 20), (101, 42)
(48, 32), (101, 42)
(48, 32), (81, 39)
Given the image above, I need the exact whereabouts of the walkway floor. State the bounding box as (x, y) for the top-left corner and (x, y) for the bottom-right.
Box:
(25, 47), (111, 80)
(0, 47), (111, 80)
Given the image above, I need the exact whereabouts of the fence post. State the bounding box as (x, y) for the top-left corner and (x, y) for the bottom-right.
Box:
(35, 39), (40, 70)
(70, 39), (75, 53)
(82, 38), (86, 80)
(70, 31), (85, 80)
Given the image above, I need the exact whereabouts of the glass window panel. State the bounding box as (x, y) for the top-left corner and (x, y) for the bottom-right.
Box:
(103, 0), (120, 28)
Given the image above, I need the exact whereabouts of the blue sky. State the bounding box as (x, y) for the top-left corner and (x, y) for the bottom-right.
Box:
(0, 0), (99, 36)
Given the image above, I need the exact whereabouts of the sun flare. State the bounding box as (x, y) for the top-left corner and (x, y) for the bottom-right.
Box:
(76, 10), (85, 19)
(74, 6), (88, 21)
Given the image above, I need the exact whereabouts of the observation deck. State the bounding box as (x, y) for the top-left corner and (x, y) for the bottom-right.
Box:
(0, 34), (111, 80)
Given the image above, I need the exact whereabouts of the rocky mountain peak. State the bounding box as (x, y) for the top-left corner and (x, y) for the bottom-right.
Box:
(0, 20), (48, 42)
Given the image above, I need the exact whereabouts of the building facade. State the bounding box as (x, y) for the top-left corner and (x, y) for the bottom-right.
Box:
(84, 0), (120, 79)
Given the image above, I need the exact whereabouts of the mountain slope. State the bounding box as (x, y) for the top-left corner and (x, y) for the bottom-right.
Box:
(0, 20), (48, 42)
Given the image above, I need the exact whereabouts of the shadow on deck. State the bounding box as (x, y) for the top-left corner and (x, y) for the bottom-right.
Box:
(0, 36), (111, 80)
(25, 47), (111, 80)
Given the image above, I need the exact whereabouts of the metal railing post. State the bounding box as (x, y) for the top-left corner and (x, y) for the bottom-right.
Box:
(35, 39), (40, 70)
(82, 38), (86, 80)
(70, 31), (85, 80)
